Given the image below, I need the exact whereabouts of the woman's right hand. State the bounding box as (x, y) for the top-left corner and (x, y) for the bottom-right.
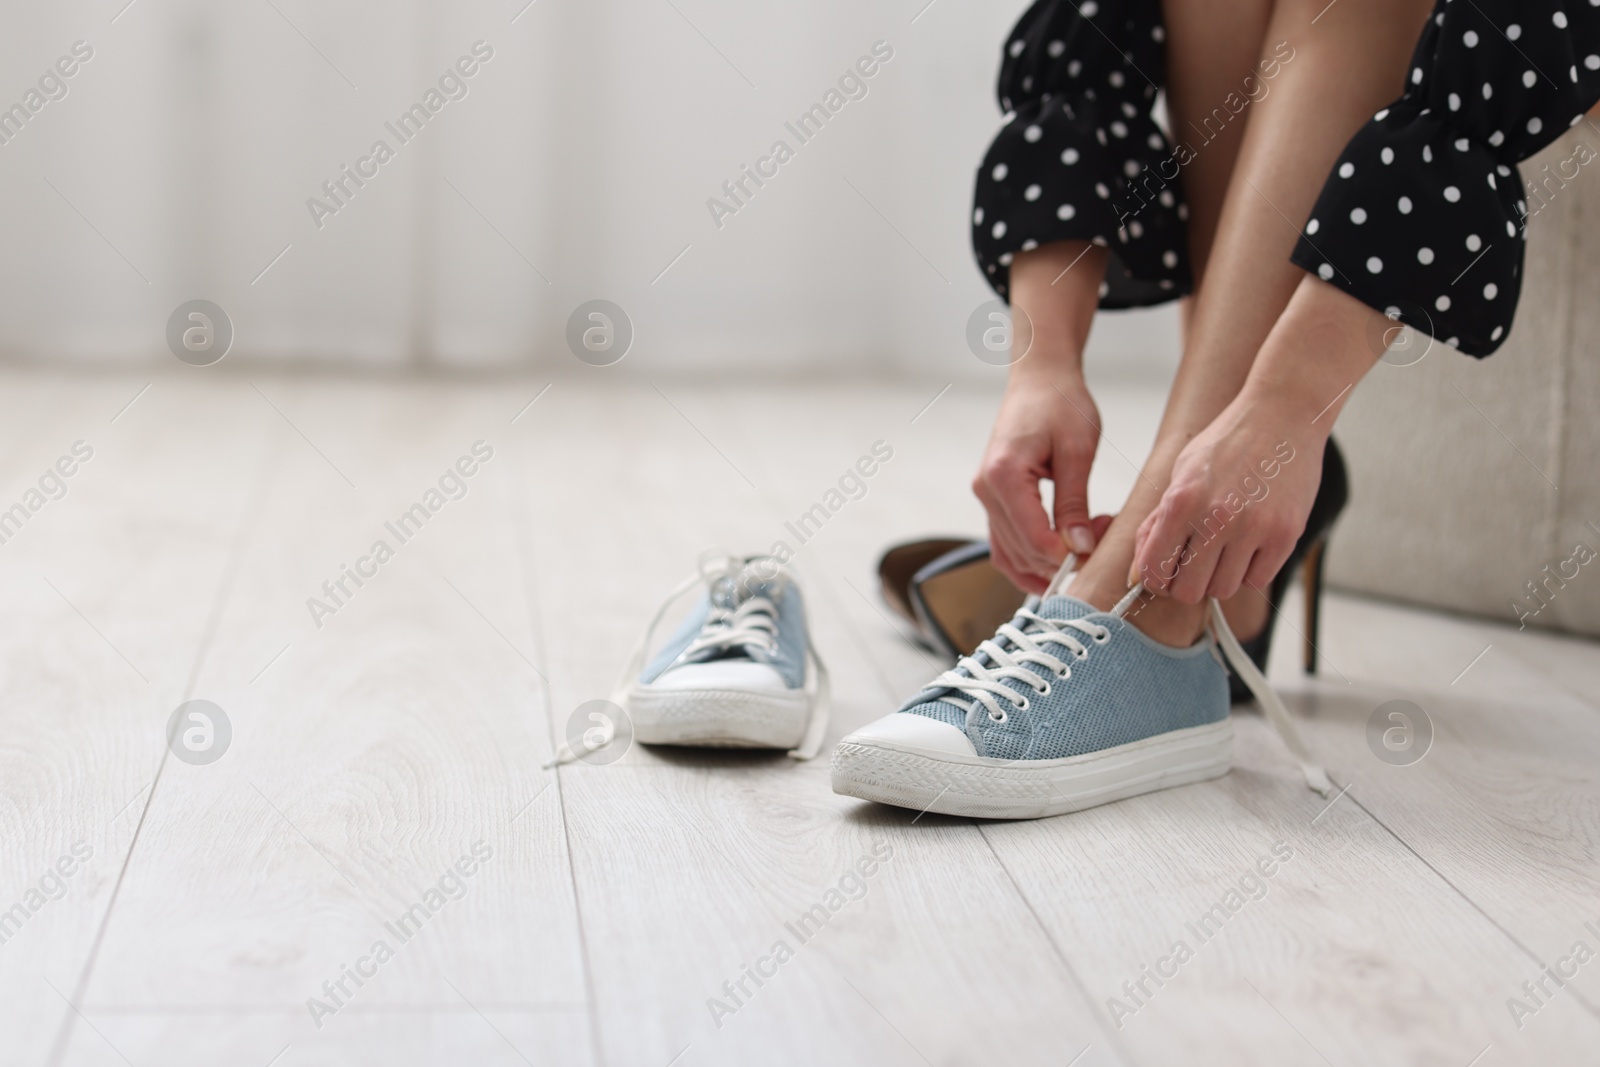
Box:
(972, 371), (1106, 594)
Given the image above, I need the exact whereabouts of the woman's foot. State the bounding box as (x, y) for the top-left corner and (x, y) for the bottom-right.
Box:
(831, 589), (1233, 819)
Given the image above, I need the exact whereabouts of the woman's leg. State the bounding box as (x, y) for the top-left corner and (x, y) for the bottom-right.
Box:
(1067, 0), (1434, 646)
(985, 0), (1273, 595)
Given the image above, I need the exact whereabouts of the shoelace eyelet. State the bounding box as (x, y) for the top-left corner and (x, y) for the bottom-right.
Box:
(989, 710), (1009, 724)
(1055, 666), (1070, 679)
(1039, 682), (1052, 697)
(1014, 696), (1030, 712)
(1094, 628), (1111, 643)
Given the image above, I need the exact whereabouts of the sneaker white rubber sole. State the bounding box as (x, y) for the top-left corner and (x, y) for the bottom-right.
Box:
(624, 684), (812, 749)
(830, 718), (1233, 819)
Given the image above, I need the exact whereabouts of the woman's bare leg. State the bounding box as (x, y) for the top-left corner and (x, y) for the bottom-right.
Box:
(1067, 0), (1434, 646)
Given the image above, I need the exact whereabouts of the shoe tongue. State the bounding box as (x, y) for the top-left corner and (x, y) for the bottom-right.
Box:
(1032, 594), (1100, 623)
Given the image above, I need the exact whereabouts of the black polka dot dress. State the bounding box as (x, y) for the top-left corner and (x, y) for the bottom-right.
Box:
(971, 0), (1192, 307)
(1292, 0), (1600, 356)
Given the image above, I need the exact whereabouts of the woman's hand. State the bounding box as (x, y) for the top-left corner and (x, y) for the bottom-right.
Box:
(1131, 395), (1327, 603)
(973, 371), (1108, 594)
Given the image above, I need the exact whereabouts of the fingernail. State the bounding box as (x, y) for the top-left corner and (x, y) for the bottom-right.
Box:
(1067, 525), (1095, 554)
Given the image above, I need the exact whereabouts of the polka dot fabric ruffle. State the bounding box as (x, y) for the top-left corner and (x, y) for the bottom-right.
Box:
(1292, 0), (1600, 356)
(971, 0), (1192, 307)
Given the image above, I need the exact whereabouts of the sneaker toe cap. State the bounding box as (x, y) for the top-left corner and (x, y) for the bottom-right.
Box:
(841, 711), (976, 757)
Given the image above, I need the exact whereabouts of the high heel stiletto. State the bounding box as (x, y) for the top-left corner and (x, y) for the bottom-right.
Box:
(1227, 437), (1348, 703)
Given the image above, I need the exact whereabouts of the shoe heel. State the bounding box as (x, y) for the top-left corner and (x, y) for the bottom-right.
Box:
(1301, 539), (1326, 675)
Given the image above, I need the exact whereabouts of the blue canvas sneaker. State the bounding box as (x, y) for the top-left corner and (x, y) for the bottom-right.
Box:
(832, 574), (1330, 819)
(618, 553), (828, 758)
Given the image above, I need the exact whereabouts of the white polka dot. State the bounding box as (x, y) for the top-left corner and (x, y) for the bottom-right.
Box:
(1444, 186), (1461, 202)
(1367, 256), (1383, 274)
(1423, 144), (1434, 163)
(1488, 130), (1505, 147)
(1162, 250), (1178, 268)
(1159, 278), (1174, 289)
(1524, 70), (1538, 88)
(1148, 132), (1163, 150)
(1436, 295), (1451, 311)
(1009, 40), (1025, 57)
(992, 221), (1006, 238)
(1159, 190), (1174, 207)
(1491, 326), (1504, 341)
(1124, 160), (1141, 177)
(1024, 183), (1041, 201)
(1507, 220), (1518, 236)
(1555, 11), (1569, 27)
(1375, 108), (1391, 121)
(1062, 148), (1080, 165)
(1098, 282), (1110, 298)
(1488, 172), (1497, 189)
(1350, 207), (1368, 224)
(1449, 93), (1461, 111)
(1306, 218), (1321, 235)
(1398, 196), (1413, 214)
(1573, 66), (1581, 83)
(1339, 161), (1355, 178)
(1081, 0), (1098, 14)
(1466, 234), (1481, 251)
(1484, 283), (1498, 299)
(1095, 128), (1108, 145)
(1068, 60), (1082, 78)
(1382, 147), (1395, 164)
(1412, 67), (1424, 83)
(1108, 71), (1125, 88)
(1095, 183), (1109, 198)
(1056, 203), (1076, 220)
(1483, 83), (1494, 99)
(1110, 121), (1128, 138)
(1177, 204), (1189, 220)
(992, 163), (1008, 181)
(1024, 125), (1043, 143)
(999, 252), (1013, 266)
(1152, 26), (1165, 41)
(1385, 306), (1401, 319)
(1418, 247), (1435, 264)
(1588, 55), (1600, 71)
(1446, 337), (1459, 348)
(1047, 40), (1066, 57)
(1021, 76), (1033, 92)
(1021, 239), (1038, 251)
(1507, 24), (1522, 40)
(1129, 221), (1144, 238)
(1528, 116), (1544, 134)
(1463, 30), (1479, 47)
(974, 207), (984, 224)
(1318, 263), (1335, 280)
(1454, 138), (1471, 152)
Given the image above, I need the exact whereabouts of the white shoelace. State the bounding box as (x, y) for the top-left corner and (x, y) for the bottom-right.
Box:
(546, 553), (829, 767)
(931, 556), (1333, 796)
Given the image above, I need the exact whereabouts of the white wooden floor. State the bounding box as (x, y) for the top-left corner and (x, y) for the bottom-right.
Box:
(3, 370), (1598, 1067)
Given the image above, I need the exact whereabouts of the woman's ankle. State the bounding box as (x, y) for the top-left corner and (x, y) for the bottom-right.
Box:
(1067, 551), (1209, 648)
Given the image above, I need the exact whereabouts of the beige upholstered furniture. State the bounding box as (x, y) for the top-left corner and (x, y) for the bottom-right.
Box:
(1327, 125), (1600, 637)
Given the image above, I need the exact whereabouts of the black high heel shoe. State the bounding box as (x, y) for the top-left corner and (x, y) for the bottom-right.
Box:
(1227, 437), (1349, 704)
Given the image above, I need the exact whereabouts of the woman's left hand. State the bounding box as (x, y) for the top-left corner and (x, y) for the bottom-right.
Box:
(1131, 398), (1328, 603)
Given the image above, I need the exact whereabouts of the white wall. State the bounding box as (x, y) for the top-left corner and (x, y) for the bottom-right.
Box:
(0, 0), (1178, 380)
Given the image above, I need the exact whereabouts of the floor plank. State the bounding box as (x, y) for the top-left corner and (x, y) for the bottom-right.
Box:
(59, 380), (591, 1066)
